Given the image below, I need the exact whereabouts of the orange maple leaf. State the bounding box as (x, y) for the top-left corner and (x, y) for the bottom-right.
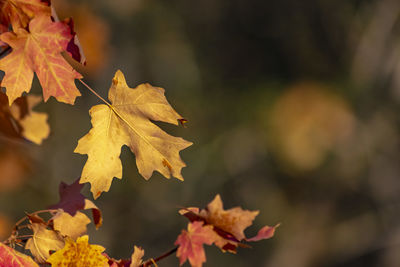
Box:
(0, 14), (82, 105)
(0, 0), (50, 29)
(175, 221), (219, 267)
(180, 194), (279, 252)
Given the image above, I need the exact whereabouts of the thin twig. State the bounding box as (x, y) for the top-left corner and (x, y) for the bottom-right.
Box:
(140, 246), (178, 267)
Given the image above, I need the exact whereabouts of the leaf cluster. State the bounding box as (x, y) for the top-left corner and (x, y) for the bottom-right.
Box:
(0, 1), (278, 266)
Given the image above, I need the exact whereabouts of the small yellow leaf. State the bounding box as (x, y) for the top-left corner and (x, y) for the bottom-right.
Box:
(46, 235), (108, 267)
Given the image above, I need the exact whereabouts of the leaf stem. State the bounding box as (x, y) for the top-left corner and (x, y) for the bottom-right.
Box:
(78, 79), (112, 107)
(140, 246), (178, 267)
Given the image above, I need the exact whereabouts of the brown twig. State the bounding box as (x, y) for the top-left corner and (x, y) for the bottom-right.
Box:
(140, 246), (178, 267)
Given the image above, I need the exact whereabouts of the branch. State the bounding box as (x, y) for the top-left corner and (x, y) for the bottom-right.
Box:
(140, 246), (178, 267)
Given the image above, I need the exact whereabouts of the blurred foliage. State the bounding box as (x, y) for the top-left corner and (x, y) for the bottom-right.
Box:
(2, 0), (400, 266)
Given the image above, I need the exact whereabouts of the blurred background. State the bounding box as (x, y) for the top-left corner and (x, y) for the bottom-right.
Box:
(2, 0), (400, 266)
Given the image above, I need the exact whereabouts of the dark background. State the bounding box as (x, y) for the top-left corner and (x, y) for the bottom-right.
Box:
(2, 0), (400, 266)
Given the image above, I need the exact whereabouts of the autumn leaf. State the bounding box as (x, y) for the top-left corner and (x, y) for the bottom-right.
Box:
(0, 92), (49, 144)
(130, 246), (145, 267)
(46, 235), (108, 267)
(0, 0), (50, 29)
(175, 221), (219, 267)
(0, 14), (82, 105)
(180, 194), (279, 252)
(49, 179), (102, 228)
(75, 70), (192, 198)
(10, 94), (49, 144)
(25, 223), (65, 263)
(52, 210), (91, 240)
(0, 242), (39, 267)
(201, 194), (259, 242)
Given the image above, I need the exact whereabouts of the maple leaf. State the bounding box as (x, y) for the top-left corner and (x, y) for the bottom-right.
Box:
(75, 70), (192, 198)
(0, 0), (50, 29)
(25, 223), (65, 263)
(52, 210), (91, 240)
(0, 92), (49, 144)
(0, 14), (82, 105)
(130, 246), (145, 267)
(49, 179), (103, 228)
(0, 242), (39, 267)
(175, 221), (219, 267)
(180, 195), (279, 252)
(201, 194), (259, 242)
(46, 235), (108, 267)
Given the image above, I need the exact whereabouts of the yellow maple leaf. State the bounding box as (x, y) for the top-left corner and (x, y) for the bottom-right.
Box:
(46, 235), (108, 267)
(75, 70), (192, 198)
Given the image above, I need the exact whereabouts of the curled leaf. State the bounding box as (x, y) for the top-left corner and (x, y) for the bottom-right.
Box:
(25, 223), (65, 263)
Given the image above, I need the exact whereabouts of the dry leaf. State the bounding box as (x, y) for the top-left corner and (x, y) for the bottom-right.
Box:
(25, 223), (65, 263)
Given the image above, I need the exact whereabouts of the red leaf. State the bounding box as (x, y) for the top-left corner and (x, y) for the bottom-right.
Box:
(0, 242), (39, 267)
(175, 221), (219, 267)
